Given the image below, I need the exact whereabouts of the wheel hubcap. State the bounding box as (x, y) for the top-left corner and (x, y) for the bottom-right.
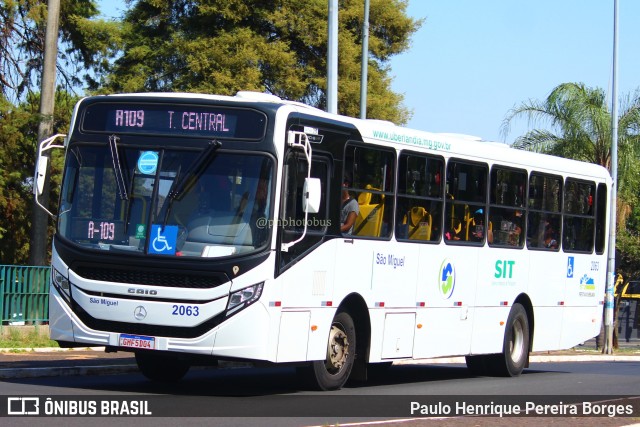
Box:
(326, 323), (350, 374)
(510, 317), (525, 363)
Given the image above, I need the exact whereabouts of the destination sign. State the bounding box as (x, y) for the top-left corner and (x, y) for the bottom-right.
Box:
(81, 102), (267, 139)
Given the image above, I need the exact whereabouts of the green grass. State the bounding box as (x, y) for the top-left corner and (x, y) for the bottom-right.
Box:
(0, 326), (59, 349)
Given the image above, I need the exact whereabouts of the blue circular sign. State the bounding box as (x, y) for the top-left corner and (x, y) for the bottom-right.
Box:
(137, 151), (159, 175)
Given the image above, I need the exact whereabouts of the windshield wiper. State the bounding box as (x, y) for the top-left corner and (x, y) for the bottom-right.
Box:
(168, 139), (222, 201)
(109, 135), (129, 200)
(161, 139), (222, 227)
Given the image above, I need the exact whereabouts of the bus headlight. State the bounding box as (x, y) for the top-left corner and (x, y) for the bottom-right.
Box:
(226, 282), (264, 316)
(52, 267), (71, 302)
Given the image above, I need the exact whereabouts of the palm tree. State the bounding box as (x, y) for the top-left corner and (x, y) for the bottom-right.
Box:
(501, 82), (640, 199)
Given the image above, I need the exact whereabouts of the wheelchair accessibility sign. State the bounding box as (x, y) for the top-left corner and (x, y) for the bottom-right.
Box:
(148, 225), (178, 255)
(567, 256), (574, 278)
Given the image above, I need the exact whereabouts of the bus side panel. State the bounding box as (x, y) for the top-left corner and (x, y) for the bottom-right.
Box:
(413, 308), (473, 358)
(559, 254), (606, 348)
(470, 247), (530, 354)
(332, 239), (419, 362)
(306, 308), (336, 361)
(380, 312), (416, 359)
(563, 255), (601, 306)
(276, 311), (310, 362)
(531, 307), (562, 352)
(559, 306), (602, 349)
(277, 240), (338, 362)
(468, 306), (510, 354)
(279, 241), (337, 309)
(370, 242), (420, 308)
(527, 251), (567, 351)
(368, 308), (389, 362)
(412, 245), (477, 359)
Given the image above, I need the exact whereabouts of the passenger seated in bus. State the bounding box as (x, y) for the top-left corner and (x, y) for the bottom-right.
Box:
(340, 179), (359, 234)
(543, 223), (559, 249)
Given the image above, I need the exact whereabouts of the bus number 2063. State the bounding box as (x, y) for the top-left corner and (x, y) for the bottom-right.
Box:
(172, 305), (200, 316)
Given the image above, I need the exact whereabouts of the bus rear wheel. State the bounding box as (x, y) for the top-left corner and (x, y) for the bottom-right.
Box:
(494, 303), (530, 377)
(135, 351), (191, 382)
(309, 311), (356, 391)
(466, 304), (530, 377)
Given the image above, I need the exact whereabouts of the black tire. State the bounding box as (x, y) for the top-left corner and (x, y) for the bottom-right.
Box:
(135, 351), (191, 382)
(492, 303), (530, 377)
(310, 311), (356, 391)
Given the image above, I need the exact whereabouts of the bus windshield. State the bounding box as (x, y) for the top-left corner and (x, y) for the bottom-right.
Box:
(57, 143), (273, 258)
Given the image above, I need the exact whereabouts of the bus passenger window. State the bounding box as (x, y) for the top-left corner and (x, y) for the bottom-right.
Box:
(444, 159), (487, 245)
(527, 173), (562, 251)
(344, 144), (395, 239)
(562, 179), (596, 252)
(395, 152), (443, 242)
(489, 166), (526, 248)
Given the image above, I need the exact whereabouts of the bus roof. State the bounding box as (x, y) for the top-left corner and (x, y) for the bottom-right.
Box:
(82, 91), (611, 182)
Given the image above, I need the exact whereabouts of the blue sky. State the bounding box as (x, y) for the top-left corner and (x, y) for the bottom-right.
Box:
(390, 1), (639, 143)
(99, 1), (639, 144)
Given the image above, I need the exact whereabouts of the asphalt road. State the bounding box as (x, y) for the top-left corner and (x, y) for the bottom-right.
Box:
(0, 337), (639, 426)
(1, 335), (639, 378)
(1, 353), (639, 426)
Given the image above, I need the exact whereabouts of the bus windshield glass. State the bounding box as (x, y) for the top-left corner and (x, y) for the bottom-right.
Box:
(57, 143), (273, 258)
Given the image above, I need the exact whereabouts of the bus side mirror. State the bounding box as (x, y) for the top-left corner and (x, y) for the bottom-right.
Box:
(33, 133), (66, 218)
(34, 154), (49, 196)
(303, 177), (321, 214)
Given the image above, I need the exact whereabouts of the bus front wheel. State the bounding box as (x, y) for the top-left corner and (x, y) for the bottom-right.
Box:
(135, 351), (191, 382)
(310, 311), (356, 391)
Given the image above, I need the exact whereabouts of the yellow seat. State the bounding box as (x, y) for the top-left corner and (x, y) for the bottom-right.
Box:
(354, 185), (384, 237)
(464, 205), (474, 240)
(404, 207), (432, 240)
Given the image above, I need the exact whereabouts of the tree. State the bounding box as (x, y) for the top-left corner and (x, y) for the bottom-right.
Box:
(0, 0), (121, 265)
(501, 82), (640, 199)
(0, 91), (76, 264)
(501, 82), (640, 277)
(99, 0), (421, 124)
(0, 0), (122, 103)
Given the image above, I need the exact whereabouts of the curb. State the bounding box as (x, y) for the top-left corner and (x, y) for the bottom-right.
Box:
(396, 353), (640, 365)
(0, 364), (139, 379)
(1, 347), (106, 353)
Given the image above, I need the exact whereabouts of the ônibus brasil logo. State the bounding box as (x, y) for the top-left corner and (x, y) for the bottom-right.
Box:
(439, 259), (455, 299)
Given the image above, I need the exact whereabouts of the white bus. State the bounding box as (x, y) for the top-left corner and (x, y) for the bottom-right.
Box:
(35, 92), (610, 390)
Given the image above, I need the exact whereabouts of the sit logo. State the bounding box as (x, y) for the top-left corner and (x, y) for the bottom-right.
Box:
(494, 260), (516, 279)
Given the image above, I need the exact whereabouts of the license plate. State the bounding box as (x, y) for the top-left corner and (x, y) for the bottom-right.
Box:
(119, 334), (155, 350)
